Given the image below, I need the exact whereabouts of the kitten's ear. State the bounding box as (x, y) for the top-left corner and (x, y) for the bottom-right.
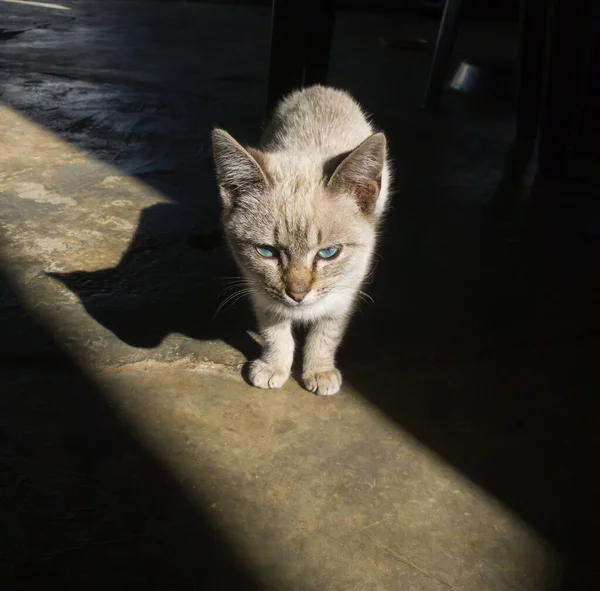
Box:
(211, 128), (269, 209)
(328, 132), (387, 215)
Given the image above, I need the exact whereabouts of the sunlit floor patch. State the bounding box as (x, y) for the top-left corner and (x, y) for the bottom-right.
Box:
(1, 87), (556, 589)
(98, 366), (555, 590)
(0, 0), (70, 10)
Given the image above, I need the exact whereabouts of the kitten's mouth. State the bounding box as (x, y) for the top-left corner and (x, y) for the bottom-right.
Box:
(285, 299), (304, 307)
(284, 294), (318, 309)
(262, 288), (316, 308)
(281, 292), (313, 307)
(282, 295), (302, 307)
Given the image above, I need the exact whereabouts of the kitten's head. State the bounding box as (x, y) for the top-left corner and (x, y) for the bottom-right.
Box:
(211, 129), (387, 320)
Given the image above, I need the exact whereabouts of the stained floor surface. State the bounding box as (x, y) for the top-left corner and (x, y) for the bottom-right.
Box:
(1, 2), (599, 590)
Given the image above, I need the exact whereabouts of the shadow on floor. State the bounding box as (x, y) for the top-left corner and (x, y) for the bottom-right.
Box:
(342, 235), (600, 590)
(339, 138), (600, 589)
(46, 201), (261, 361)
(2, 3), (600, 589)
(0, 258), (263, 590)
(46, 127), (600, 591)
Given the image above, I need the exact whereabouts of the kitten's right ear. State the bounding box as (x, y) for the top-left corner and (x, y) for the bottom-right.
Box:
(211, 128), (268, 209)
(327, 132), (386, 215)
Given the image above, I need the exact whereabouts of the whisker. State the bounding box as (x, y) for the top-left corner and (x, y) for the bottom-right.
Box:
(218, 277), (258, 299)
(359, 290), (374, 304)
(219, 288), (252, 307)
(219, 282), (248, 296)
(214, 288), (254, 317)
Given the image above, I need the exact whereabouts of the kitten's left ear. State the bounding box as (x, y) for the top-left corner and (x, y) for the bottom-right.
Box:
(211, 128), (269, 209)
(328, 132), (387, 215)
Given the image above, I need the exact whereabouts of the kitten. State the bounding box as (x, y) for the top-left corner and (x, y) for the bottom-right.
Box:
(211, 85), (390, 395)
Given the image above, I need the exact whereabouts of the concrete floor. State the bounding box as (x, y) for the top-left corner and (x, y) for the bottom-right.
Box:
(1, 1), (599, 590)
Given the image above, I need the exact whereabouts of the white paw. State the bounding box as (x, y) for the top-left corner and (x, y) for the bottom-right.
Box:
(303, 368), (342, 396)
(248, 359), (290, 389)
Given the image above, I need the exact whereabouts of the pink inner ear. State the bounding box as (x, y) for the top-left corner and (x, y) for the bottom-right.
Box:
(352, 179), (379, 214)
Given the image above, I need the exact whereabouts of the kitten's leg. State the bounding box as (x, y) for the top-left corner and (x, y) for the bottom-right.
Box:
(302, 315), (347, 396)
(248, 308), (294, 389)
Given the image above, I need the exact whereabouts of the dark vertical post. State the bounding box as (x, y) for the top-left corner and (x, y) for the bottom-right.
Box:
(515, 0), (549, 140)
(571, 3), (600, 160)
(266, 0), (336, 118)
(304, 0), (336, 87)
(266, 1), (305, 117)
(536, 0), (591, 176)
(423, 0), (463, 112)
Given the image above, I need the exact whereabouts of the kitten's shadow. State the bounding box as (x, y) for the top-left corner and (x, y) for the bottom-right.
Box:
(48, 141), (538, 372)
(48, 202), (261, 361)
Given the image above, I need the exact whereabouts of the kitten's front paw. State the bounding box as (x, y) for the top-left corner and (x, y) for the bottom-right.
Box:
(303, 368), (342, 396)
(248, 359), (290, 389)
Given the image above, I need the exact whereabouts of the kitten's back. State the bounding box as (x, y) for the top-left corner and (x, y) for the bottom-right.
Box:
(261, 85), (374, 156)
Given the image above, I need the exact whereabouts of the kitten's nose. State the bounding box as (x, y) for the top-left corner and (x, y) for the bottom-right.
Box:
(286, 286), (309, 302)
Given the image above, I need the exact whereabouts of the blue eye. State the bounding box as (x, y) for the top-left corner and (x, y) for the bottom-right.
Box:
(317, 246), (340, 259)
(256, 245), (277, 258)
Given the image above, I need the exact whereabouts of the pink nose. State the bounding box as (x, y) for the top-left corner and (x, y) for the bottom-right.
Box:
(286, 284), (309, 302)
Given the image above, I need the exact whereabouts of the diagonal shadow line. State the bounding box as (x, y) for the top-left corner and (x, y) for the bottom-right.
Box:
(2, 5), (600, 589)
(339, 166), (600, 589)
(0, 254), (264, 590)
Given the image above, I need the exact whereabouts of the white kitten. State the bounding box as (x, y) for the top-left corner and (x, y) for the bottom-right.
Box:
(212, 85), (390, 395)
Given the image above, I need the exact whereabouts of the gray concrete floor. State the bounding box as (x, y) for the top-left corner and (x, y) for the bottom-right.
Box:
(1, 1), (599, 590)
